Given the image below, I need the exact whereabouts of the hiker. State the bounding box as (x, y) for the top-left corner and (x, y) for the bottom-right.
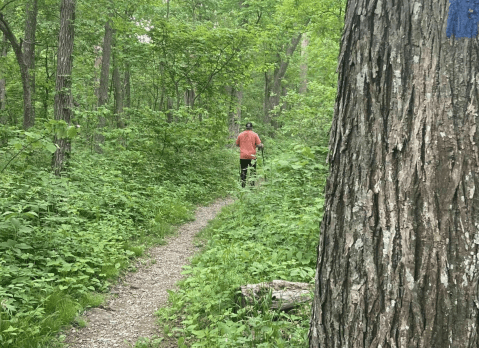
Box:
(236, 122), (263, 187)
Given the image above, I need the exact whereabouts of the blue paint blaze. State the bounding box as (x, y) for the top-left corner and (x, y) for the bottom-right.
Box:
(447, 0), (479, 38)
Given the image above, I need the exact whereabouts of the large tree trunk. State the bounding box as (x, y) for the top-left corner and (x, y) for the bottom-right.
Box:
(52, 0), (75, 175)
(23, 0), (38, 129)
(309, 1), (479, 347)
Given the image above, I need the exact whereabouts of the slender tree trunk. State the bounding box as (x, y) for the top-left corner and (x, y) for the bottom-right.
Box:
(263, 71), (270, 124)
(0, 14), (33, 130)
(264, 33), (302, 127)
(112, 58), (123, 126)
(166, 97), (173, 123)
(235, 88), (243, 134)
(23, 0), (38, 129)
(227, 85), (242, 136)
(0, 32), (6, 115)
(52, 0), (75, 175)
(98, 20), (113, 107)
(124, 63), (131, 108)
(184, 88), (195, 108)
(299, 35), (308, 94)
(42, 42), (55, 118)
(310, 1), (479, 347)
(94, 20), (113, 152)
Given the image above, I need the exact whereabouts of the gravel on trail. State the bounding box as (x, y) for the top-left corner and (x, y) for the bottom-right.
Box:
(64, 197), (233, 348)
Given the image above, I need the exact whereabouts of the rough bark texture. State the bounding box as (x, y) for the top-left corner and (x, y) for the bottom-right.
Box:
(23, 0), (38, 129)
(309, 1), (479, 347)
(53, 0), (75, 175)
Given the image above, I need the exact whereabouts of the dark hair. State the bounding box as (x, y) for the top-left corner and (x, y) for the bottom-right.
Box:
(245, 122), (253, 129)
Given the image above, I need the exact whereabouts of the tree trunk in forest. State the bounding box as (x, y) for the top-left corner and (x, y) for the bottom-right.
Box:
(124, 63), (131, 109)
(23, 0), (38, 129)
(95, 20), (113, 152)
(299, 35), (308, 94)
(310, 1), (479, 347)
(166, 97), (173, 123)
(52, 0), (75, 176)
(112, 62), (123, 127)
(98, 20), (112, 107)
(0, 13), (33, 130)
(235, 89), (243, 134)
(263, 33), (302, 127)
(0, 33), (6, 115)
(227, 85), (242, 136)
(185, 88), (195, 108)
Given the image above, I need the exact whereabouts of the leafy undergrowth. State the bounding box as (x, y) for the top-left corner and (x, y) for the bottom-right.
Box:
(0, 120), (237, 348)
(156, 142), (328, 347)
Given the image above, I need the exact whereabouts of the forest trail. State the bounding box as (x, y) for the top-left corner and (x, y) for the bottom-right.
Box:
(64, 197), (233, 348)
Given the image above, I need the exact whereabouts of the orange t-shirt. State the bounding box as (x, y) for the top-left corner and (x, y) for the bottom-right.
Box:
(236, 130), (261, 159)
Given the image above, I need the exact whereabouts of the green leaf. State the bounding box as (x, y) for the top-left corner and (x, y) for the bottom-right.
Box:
(16, 243), (32, 250)
(67, 126), (78, 138)
(3, 326), (18, 333)
(45, 143), (58, 154)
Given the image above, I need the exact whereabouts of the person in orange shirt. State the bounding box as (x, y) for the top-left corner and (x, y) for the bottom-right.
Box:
(236, 122), (263, 187)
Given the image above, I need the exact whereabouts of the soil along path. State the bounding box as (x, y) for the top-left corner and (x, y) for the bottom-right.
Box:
(64, 198), (233, 348)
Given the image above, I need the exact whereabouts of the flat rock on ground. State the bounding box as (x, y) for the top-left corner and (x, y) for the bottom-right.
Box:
(64, 197), (233, 348)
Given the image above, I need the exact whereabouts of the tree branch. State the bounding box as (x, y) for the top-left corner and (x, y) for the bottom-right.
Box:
(0, 134), (48, 173)
(0, 13), (20, 52)
(0, 0), (16, 13)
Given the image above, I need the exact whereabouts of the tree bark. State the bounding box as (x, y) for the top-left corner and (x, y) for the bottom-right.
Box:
(23, 0), (38, 129)
(52, 0), (75, 176)
(310, 1), (479, 347)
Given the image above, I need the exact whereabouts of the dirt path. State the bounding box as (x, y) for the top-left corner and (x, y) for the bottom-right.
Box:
(64, 198), (233, 348)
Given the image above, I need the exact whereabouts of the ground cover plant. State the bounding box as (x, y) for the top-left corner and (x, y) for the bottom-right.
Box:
(0, 111), (237, 348)
(156, 139), (329, 347)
